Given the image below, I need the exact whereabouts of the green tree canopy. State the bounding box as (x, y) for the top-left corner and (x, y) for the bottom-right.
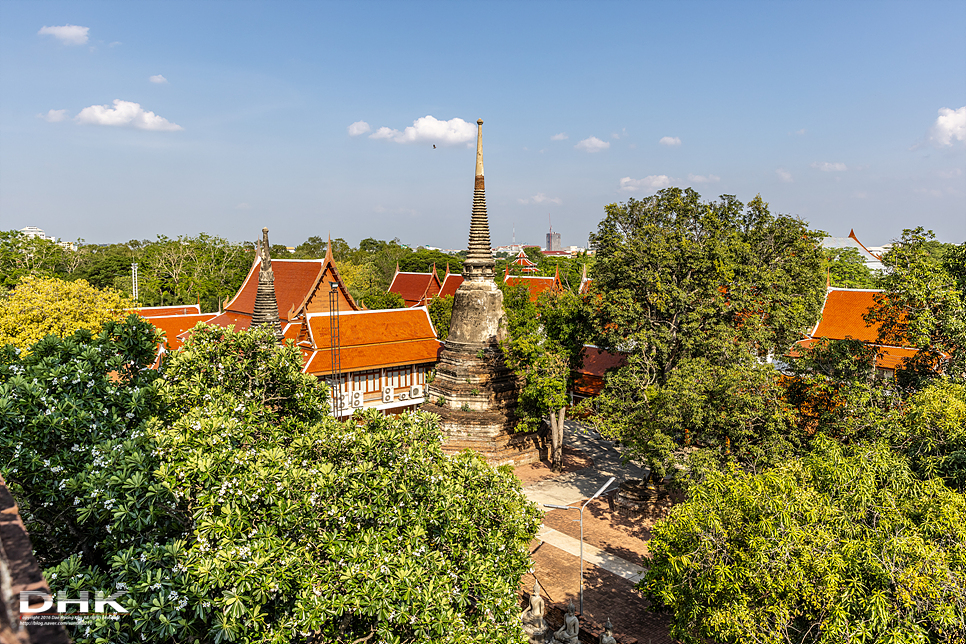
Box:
(585, 189), (826, 473)
(867, 229), (966, 387)
(500, 281), (590, 470)
(890, 379), (966, 491)
(823, 246), (877, 289)
(1, 322), (540, 643)
(361, 289), (405, 310)
(0, 230), (71, 289)
(398, 249), (463, 279)
(643, 439), (966, 644)
(428, 294), (454, 341)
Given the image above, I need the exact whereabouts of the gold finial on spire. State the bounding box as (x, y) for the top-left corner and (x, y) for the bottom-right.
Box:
(475, 119), (484, 179)
(259, 227), (272, 271)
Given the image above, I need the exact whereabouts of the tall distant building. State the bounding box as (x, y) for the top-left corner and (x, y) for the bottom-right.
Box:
(546, 231), (561, 251)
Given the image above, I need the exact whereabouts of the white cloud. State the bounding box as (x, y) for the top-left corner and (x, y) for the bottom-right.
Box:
(794, 129), (806, 136)
(550, 132), (568, 141)
(38, 24), (89, 45)
(575, 137), (609, 152)
(659, 136), (681, 147)
(369, 115), (474, 145)
(811, 161), (847, 172)
(776, 168), (793, 183)
(348, 120), (371, 136)
(149, 75), (168, 84)
(620, 175), (672, 192)
(939, 168), (963, 179)
(75, 99), (183, 131)
(687, 173), (720, 183)
(929, 106), (966, 147)
(518, 193), (562, 205)
(38, 109), (68, 123)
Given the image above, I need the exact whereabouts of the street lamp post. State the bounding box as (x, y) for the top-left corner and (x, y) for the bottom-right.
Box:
(544, 476), (615, 614)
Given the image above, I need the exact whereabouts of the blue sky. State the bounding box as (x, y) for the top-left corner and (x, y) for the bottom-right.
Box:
(1, 0), (964, 249)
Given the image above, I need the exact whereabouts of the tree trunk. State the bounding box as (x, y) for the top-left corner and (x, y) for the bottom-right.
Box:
(549, 406), (566, 472)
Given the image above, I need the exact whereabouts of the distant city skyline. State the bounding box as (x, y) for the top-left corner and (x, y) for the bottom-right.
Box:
(1, 1), (964, 248)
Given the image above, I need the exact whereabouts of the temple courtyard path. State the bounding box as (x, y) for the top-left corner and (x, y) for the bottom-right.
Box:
(515, 420), (675, 643)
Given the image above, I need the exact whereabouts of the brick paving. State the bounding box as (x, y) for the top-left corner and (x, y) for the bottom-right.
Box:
(514, 421), (678, 643)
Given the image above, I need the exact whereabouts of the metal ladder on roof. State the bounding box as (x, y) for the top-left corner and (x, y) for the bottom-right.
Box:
(327, 284), (344, 418)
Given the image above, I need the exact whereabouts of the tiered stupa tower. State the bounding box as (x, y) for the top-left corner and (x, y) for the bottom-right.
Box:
(251, 227), (283, 339)
(423, 119), (540, 466)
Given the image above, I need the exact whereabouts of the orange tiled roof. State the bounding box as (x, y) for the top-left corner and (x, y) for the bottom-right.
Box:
(204, 311), (254, 332)
(811, 289), (887, 343)
(439, 274), (464, 298)
(304, 339), (442, 373)
(572, 347), (627, 397)
(576, 346), (628, 376)
(791, 338), (918, 372)
(388, 271), (441, 307)
(224, 258), (326, 321)
(140, 313), (216, 350)
(299, 308), (441, 373)
(505, 275), (560, 301)
(790, 288), (922, 373)
(130, 304), (201, 316)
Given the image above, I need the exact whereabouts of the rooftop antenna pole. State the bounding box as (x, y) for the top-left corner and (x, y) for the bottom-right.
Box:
(131, 262), (139, 304)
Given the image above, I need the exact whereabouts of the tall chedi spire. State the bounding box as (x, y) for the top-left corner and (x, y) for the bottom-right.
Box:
(421, 118), (538, 467)
(463, 119), (495, 282)
(251, 227), (283, 340)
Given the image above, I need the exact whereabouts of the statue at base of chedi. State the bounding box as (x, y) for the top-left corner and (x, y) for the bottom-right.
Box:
(521, 580), (548, 643)
(599, 618), (617, 644)
(552, 600), (579, 644)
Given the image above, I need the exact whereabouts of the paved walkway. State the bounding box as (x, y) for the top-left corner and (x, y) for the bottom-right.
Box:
(523, 420), (648, 583)
(523, 419), (647, 508)
(536, 525), (645, 583)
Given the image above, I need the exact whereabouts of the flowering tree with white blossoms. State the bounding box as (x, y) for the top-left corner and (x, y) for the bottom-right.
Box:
(1, 321), (541, 643)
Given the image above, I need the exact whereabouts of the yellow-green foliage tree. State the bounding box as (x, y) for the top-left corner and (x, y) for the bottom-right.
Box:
(0, 276), (133, 351)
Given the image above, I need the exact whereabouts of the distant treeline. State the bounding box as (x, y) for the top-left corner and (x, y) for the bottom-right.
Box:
(0, 231), (596, 312)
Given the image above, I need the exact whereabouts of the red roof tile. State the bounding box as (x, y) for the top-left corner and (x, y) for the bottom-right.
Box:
(204, 311), (253, 332)
(576, 346), (628, 377)
(812, 289), (885, 343)
(130, 304), (201, 316)
(788, 288), (922, 373)
(140, 313), (216, 350)
(511, 250), (537, 270)
(439, 274), (464, 298)
(388, 271), (441, 306)
(300, 308), (441, 373)
(505, 275), (560, 301)
(572, 347), (626, 397)
(224, 258), (326, 321)
(304, 339), (442, 373)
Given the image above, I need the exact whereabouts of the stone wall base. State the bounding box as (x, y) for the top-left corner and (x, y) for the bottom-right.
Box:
(422, 405), (543, 467)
